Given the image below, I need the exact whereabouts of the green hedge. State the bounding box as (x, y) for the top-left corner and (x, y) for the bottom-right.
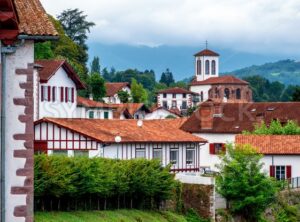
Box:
(34, 155), (176, 211)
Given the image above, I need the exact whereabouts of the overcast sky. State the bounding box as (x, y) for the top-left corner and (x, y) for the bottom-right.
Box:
(41, 0), (300, 55)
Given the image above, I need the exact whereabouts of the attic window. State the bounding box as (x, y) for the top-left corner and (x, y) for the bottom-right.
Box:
(267, 107), (275, 111)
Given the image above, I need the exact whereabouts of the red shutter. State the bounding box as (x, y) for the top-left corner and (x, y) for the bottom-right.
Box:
(52, 87), (56, 102)
(209, 144), (215, 155)
(286, 165), (292, 179)
(60, 87), (64, 102)
(270, 165), (275, 177)
(222, 144), (226, 153)
(65, 87), (68, 102)
(41, 86), (44, 102)
(71, 88), (74, 103)
(47, 86), (51, 101)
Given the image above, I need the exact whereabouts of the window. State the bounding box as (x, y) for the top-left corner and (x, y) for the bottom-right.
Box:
(67, 87), (72, 102)
(224, 88), (230, 99)
(276, 166), (286, 180)
(200, 91), (204, 102)
(153, 149), (162, 162)
(270, 165), (291, 180)
(172, 94), (176, 99)
(183, 94), (186, 98)
(182, 101), (187, 110)
(205, 60), (210, 74)
(186, 149), (195, 165)
(209, 143), (225, 155)
(172, 101), (177, 109)
(89, 111), (94, 119)
(163, 93), (167, 98)
(170, 149), (179, 165)
(197, 60), (201, 75)
(52, 87), (57, 102)
(136, 144), (146, 158)
(236, 88), (241, 100)
(211, 60), (216, 75)
(163, 101), (168, 109)
(52, 150), (68, 156)
(41, 85), (49, 102)
(74, 151), (89, 157)
(60, 87), (64, 102)
(104, 111), (109, 119)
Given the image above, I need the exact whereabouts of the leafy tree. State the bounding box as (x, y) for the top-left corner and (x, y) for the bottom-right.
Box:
(88, 73), (106, 101)
(292, 87), (300, 101)
(91, 56), (100, 74)
(131, 78), (148, 103)
(160, 68), (175, 86)
(57, 9), (95, 50)
(117, 90), (130, 103)
(34, 41), (54, 60)
(216, 144), (278, 222)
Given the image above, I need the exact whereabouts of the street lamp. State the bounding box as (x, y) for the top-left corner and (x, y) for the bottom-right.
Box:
(115, 135), (122, 159)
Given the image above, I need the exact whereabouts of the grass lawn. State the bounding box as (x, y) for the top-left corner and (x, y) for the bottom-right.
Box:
(35, 210), (187, 222)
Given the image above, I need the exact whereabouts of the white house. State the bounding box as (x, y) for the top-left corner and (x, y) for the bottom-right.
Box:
(157, 87), (198, 114)
(34, 118), (207, 173)
(145, 106), (182, 119)
(189, 49), (252, 103)
(35, 60), (86, 120)
(236, 135), (300, 181)
(0, 0), (57, 221)
(103, 82), (131, 104)
(180, 101), (300, 176)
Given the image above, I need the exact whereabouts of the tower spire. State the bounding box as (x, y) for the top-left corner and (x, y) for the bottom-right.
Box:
(205, 40), (208, 49)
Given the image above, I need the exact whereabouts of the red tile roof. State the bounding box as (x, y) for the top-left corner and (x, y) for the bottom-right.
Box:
(194, 49), (219, 57)
(105, 82), (130, 97)
(36, 60), (86, 89)
(36, 118), (207, 144)
(111, 103), (149, 116)
(158, 87), (198, 95)
(77, 96), (115, 108)
(151, 106), (182, 117)
(190, 75), (249, 86)
(236, 135), (300, 155)
(13, 0), (58, 36)
(181, 101), (300, 134)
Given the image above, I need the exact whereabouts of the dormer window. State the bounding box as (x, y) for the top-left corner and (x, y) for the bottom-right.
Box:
(205, 60), (210, 75)
(197, 60), (201, 75)
(211, 60), (216, 75)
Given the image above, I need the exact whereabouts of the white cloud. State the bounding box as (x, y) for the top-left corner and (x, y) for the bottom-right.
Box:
(41, 0), (300, 55)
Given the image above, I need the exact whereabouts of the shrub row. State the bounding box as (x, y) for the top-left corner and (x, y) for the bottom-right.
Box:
(34, 155), (177, 211)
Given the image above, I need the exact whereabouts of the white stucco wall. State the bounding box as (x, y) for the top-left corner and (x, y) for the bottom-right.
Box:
(145, 109), (177, 119)
(38, 67), (77, 119)
(4, 41), (34, 222)
(189, 85), (212, 103)
(195, 133), (236, 171)
(75, 106), (113, 119)
(195, 56), (219, 81)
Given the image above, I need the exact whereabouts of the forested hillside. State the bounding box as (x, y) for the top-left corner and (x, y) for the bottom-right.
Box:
(226, 59), (300, 86)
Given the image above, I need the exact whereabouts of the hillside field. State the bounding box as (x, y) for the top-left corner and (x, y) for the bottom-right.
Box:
(35, 210), (187, 222)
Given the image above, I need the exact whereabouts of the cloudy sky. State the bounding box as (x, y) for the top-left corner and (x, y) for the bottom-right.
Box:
(41, 0), (300, 55)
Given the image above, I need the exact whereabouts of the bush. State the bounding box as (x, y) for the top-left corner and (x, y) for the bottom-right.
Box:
(185, 209), (210, 222)
(34, 155), (176, 211)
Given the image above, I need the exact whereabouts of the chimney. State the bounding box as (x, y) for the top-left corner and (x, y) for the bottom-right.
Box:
(199, 101), (214, 129)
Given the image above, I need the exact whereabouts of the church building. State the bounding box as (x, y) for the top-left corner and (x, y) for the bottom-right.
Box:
(189, 49), (252, 103)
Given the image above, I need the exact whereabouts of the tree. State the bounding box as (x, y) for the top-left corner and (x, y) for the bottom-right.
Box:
(292, 87), (300, 101)
(88, 73), (106, 101)
(34, 41), (54, 60)
(216, 144), (278, 222)
(117, 90), (130, 103)
(131, 78), (148, 103)
(57, 9), (95, 50)
(160, 68), (175, 86)
(91, 56), (101, 74)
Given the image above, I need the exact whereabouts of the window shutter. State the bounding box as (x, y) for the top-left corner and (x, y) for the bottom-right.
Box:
(209, 144), (215, 155)
(71, 88), (74, 103)
(52, 87), (56, 102)
(270, 165), (275, 177)
(222, 144), (226, 152)
(41, 86), (44, 102)
(65, 87), (68, 102)
(286, 165), (292, 179)
(60, 87), (64, 102)
(47, 86), (51, 101)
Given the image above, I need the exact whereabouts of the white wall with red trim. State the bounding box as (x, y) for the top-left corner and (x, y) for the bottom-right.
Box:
(145, 108), (178, 119)
(157, 92), (193, 111)
(38, 67), (77, 119)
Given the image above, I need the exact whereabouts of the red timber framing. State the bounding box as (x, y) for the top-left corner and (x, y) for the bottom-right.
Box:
(0, 0), (19, 45)
(34, 122), (99, 151)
